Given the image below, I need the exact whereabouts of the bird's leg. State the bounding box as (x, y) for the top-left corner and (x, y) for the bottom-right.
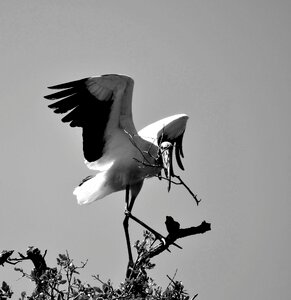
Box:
(123, 186), (132, 264)
(123, 185), (136, 277)
(126, 212), (182, 249)
(125, 212), (165, 244)
(123, 181), (144, 278)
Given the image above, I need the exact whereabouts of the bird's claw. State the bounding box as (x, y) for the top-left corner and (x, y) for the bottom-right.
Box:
(159, 237), (167, 246)
(151, 234), (166, 246)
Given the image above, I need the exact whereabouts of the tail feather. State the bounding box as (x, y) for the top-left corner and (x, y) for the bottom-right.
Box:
(73, 171), (114, 205)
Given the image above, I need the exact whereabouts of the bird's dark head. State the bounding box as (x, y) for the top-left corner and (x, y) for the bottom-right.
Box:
(159, 141), (174, 191)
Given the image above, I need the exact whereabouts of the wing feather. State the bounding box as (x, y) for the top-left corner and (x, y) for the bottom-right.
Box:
(47, 94), (80, 114)
(47, 78), (88, 89)
(44, 75), (134, 163)
(44, 88), (78, 100)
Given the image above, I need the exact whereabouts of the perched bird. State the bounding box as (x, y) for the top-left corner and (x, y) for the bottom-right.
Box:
(45, 74), (188, 264)
(165, 216), (181, 235)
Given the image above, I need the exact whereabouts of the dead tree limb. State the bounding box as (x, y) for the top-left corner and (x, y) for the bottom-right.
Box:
(0, 250), (15, 266)
(148, 217), (211, 259)
(128, 216), (211, 278)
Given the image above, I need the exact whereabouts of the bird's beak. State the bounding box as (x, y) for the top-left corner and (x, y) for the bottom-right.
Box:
(161, 143), (174, 191)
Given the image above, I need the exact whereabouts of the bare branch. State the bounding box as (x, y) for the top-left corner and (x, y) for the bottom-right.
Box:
(0, 250), (18, 266)
(149, 220), (211, 259)
(170, 174), (202, 206)
(134, 217), (211, 270)
(124, 130), (160, 168)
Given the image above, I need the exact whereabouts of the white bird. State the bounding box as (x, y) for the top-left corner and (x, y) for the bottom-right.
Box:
(45, 74), (188, 265)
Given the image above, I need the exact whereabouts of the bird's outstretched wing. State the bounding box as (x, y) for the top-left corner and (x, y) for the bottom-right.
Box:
(44, 74), (135, 163)
(138, 114), (189, 171)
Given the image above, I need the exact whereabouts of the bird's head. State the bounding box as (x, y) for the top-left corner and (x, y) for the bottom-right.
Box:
(159, 141), (174, 191)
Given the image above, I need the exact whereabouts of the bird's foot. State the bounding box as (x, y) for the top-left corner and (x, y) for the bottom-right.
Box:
(154, 235), (167, 246)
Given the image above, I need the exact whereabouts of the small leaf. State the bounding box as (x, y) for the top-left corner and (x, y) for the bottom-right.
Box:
(102, 283), (108, 293)
(1, 281), (10, 292)
(93, 286), (102, 293)
(59, 254), (67, 260)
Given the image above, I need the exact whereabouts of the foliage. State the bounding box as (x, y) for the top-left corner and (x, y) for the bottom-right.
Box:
(1, 232), (197, 300)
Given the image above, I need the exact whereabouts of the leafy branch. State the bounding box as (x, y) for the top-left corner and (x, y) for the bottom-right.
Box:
(1, 241), (202, 300)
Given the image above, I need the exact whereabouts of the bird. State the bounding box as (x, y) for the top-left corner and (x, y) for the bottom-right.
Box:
(44, 74), (189, 265)
(165, 216), (180, 235)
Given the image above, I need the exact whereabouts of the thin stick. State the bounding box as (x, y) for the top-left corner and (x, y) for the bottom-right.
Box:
(170, 174), (201, 206)
(126, 212), (182, 249)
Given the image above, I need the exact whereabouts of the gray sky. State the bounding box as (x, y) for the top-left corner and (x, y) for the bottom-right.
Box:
(0, 1), (290, 299)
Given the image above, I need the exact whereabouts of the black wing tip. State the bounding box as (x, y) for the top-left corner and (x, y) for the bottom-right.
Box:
(44, 94), (55, 100)
(47, 77), (89, 90)
(44, 89), (77, 101)
(45, 78), (88, 99)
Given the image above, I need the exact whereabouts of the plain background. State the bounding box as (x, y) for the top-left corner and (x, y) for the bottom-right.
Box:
(0, 1), (290, 299)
